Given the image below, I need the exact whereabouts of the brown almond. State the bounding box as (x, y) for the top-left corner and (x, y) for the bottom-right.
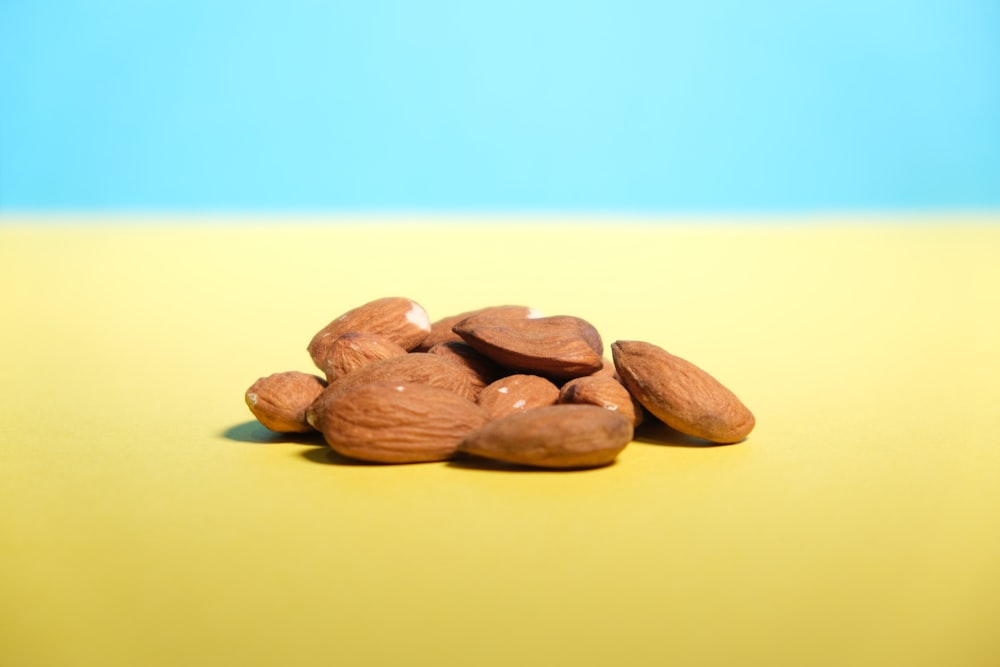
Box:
(459, 404), (633, 469)
(611, 340), (754, 443)
(246, 371), (327, 433)
(589, 357), (619, 380)
(477, 373), (560, 420)
(306, 353), (477, 429)
(318, 381), (490, 463)
(453, 315), (603, 381)
(558, 375), (644, 427)
(417, 305), (542, 351)
(322, 332), (408, 382)
(425, 341), (505, 398)
(307, 297), (431, 370)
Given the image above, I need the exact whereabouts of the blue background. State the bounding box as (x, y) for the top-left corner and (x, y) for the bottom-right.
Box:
(2, 0), (998, 213)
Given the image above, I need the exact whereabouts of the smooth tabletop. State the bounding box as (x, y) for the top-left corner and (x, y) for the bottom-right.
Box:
(2, 217), (999, 667)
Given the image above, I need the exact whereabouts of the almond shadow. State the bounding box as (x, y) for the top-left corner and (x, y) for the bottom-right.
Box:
(299, 446), (384, 466)
(445, 452), (618, 473)
(633, 420), (745, 447)
(220, 420), (325, 446)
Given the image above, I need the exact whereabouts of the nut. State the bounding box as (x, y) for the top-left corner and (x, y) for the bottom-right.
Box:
(558, 375), (644, 427)
(589, 357), (619, 380)
(322, 332), (408, 382)
(611, 340), (754, 443)
(417, 305), (542, 351)
(318, 381), (490, 463)
(453, 314), (603, 381)
(244, 297), (755, 472)
(307, 297), (431, 370)
(425, 341), (504, 397)
(306, 353), (478, 429)
(458, 404), (633, 469)
(477, 373), (560, 420)
(245, 371), (327, 433)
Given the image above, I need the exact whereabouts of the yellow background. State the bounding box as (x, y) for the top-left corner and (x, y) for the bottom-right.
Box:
(2, 217), (999, 666)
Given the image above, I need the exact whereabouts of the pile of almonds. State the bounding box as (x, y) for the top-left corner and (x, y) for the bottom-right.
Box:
(244, 297), (754, 469)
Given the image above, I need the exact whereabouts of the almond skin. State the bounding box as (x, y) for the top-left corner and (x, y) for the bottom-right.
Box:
(322, 332), (408, 382)
(453, 315), (603, 381)
(459, 404), (633, 469)
(246, 371), (327, 433)
(611, 340), (755, 443)
(589, 357), (619, 380)
(425, 341), (505, 398)
(307, 297), (431, 371)
(417, 305), (542, 351)
(477, 373), (560, 420)
(558, 375), (644, 427)
(306, 353), (478, 430)
(318, 381), (490, 463)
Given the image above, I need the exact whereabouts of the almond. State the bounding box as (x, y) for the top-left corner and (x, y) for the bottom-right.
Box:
(322, 332), (408, 382)
(458, 404), (633, 469)
(307, 297), (430, 371)
(558, 375), (644, 427)
(245, 371), (327, 433)
(417, 305), (542, 351)
(453, 315), (603, 381)
(589, 357), (619, 380)
(426, 341), (504, 398)
(318, 381), (490, 463)
(477, 373), (560, 420)
(305, 353), (478, 429)
(611, 340), (754, 443)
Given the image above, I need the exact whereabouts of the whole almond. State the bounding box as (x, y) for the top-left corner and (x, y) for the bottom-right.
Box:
(246, 371), (327, 433)
(318, 381), (490, 463)
(477, 373), (560, 420)
(558, 375), (644, 427)
(417, 305), (542, 351)
(459, 404), (633, 469)
(453, 315), (603, 381)
(611, 340), (755, 443)
(426, 341), (504, 398)
(322, 332), (408, 382)
(307, 297), (431, 370)
(306, 353), (478, 429)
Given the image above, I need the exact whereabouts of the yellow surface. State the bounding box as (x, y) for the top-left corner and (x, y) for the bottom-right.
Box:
(2, 216), (999, 667)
